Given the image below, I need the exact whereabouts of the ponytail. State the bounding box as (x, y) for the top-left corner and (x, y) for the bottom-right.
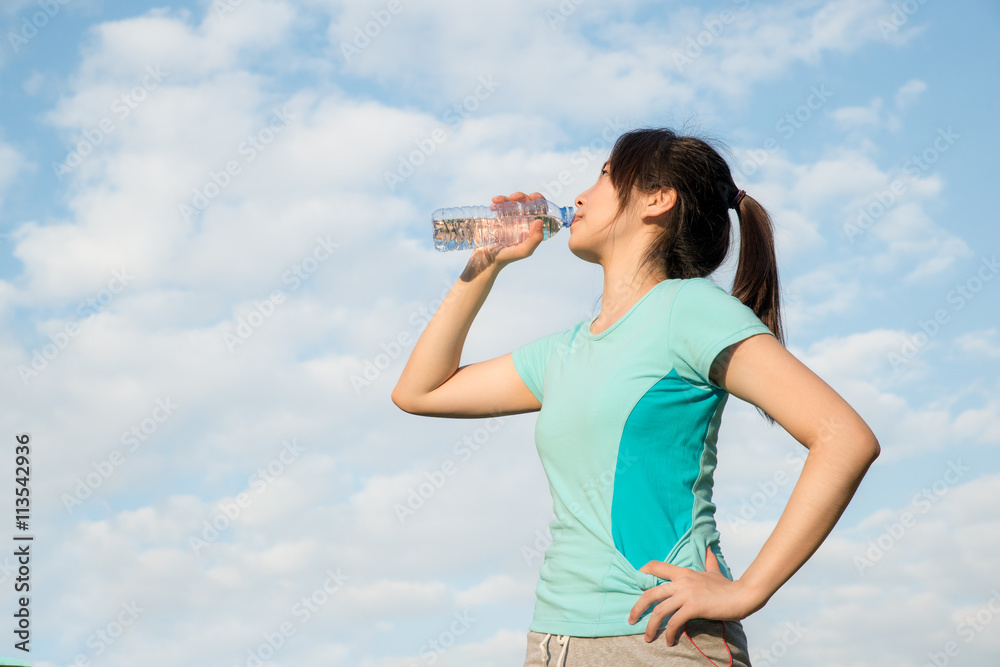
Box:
(732, 194), (784, 426)
(732, 195), (784, 348)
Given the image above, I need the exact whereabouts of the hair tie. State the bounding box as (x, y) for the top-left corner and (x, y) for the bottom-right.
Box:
(730, 189), (746, 208)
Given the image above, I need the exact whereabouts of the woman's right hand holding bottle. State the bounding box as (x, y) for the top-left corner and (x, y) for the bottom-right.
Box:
(460, 191), (546, 281)
(486, 191), (548, 263)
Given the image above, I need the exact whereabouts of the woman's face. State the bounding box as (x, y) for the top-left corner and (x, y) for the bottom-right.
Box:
(569, 161), (623, 263)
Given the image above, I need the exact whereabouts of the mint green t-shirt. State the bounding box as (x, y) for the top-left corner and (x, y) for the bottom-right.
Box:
(511, 277), (775, 637)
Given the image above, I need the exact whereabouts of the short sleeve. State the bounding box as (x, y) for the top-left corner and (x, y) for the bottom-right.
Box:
(511, 329), (565, 403)
(668, 278), (775, 390)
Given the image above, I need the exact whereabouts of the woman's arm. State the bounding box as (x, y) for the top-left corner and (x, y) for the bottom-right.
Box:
(391, 193), (546, 418)
(714, 333), (880, 609)
(628, 332), (880, 643)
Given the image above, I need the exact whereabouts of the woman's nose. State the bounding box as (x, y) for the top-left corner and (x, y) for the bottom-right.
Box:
(575, 190), (587, 208)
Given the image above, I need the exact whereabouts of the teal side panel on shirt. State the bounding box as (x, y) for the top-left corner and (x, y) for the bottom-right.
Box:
(610, 368), (723, 571)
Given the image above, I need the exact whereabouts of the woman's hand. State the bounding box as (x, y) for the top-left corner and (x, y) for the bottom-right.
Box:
(461, 191), (546, 281)
(627, 546), (761, 645)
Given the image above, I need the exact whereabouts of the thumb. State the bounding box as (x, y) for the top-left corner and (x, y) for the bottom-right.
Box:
(524, 218), (544, 245)
(496, 218), (544, 264)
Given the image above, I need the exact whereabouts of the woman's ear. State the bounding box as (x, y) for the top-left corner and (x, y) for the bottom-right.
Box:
(642, 187), (677, 220)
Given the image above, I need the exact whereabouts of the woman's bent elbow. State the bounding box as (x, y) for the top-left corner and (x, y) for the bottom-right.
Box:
(867, 436), (881, 464)
(391, 388), (415, 414)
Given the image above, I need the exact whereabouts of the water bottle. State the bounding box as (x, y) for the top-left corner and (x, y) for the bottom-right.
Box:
(431, 198), (575, 252)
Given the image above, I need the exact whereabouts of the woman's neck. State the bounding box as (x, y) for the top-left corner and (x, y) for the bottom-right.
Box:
(591, 264), (667, 334)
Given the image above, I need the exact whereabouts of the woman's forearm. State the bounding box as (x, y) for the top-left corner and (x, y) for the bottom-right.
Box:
(735, 429), (880, 614)
(391, 254), (504, 408)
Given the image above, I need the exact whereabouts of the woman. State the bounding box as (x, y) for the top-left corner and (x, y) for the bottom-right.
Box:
(391, 128), (880, 666)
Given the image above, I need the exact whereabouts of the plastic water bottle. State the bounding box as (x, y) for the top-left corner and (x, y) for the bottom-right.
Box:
(431, 198), (575, 252)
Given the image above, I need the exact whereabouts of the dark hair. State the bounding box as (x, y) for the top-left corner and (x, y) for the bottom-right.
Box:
(607, 128), (784, 422)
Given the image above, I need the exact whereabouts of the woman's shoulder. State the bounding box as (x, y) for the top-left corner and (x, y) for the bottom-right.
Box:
(668, 276), (766, 329)
(666, 276), (739, 311)
(675, 276), (728, 294)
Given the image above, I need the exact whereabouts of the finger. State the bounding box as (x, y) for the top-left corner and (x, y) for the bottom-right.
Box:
(639, 560), (683, 580)
(528, 191), (544, 200)
(628, 582), (674, 625)
(662, 609), (693, 646)
(509, 191), (527, 201)
(518, 220), (544, 251)
(705, 546), (721, 573)
(644, 597), (683, 643)
(522, 219), (543, 241)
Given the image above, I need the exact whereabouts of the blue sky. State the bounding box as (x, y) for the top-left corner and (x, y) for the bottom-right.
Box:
(1, 0), (998, 665)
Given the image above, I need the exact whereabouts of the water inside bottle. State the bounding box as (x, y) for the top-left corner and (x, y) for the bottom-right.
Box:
(432, 214), (564, 251)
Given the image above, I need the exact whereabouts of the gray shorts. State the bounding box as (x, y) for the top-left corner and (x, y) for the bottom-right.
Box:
(524, 619), (752, 666)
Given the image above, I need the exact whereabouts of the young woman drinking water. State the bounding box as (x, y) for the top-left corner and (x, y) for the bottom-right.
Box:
(392, 128), (880, 666)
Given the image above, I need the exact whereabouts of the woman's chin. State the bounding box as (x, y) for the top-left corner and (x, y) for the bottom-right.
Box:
(568, 239), (600, 264)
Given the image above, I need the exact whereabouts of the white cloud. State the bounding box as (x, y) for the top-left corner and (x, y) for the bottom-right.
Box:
(952, 395), (1000, 447)
(453, 574), (536, 608)
(895, 78), (927, 108)
(723, 140), (969, 333)
(376, 628), (528, 667)
(682, 0), (899, 94)
(321, 0), (902, 121)
(0, 141), (25, 210)
(830, 79), (929, 135)
(955, 329), (1000, 359)
(831, 97), (885, 131)
(784, 265), (864, 329)
(73, 2), (297, 81)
